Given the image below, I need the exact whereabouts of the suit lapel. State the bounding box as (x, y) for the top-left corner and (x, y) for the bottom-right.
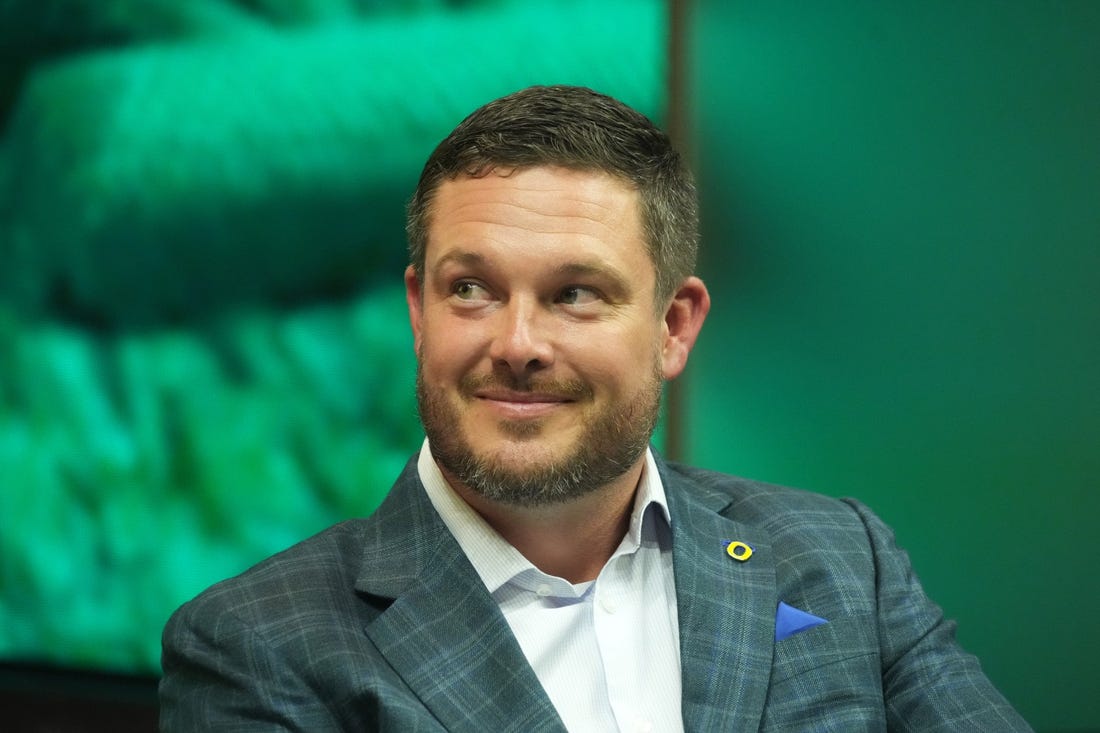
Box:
(355, 459), (565, 733)
(663, 462), (777, 732)
(355, 455), (779, 731)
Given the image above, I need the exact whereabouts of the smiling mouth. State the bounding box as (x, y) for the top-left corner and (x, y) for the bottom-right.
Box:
(476, 389), (573, 404)
(474, 390), (574, 418)
(460, 374), (592, 418)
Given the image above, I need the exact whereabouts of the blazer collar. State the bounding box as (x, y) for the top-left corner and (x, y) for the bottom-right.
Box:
(354, 456), (566, 733)
(659, 456), (777, 732)
(355, 453), (777, 732)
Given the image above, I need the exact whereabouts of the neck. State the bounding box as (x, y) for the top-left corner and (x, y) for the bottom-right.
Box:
(443, 461), (645, 584)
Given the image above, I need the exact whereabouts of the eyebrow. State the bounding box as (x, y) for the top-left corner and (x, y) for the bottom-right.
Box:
(551, 262), (631, 296)
(430, 250), (487, 279)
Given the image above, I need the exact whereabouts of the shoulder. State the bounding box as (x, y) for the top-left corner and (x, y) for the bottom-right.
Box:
(169, 457), (429, 630)
(167, 518), (375, 635)
(159, 518), (412, 729)
(662, 460), (872, 534)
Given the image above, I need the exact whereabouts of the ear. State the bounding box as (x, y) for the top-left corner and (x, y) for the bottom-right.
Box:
(404, 265), (424, 353)
(660, 276), (710, 380)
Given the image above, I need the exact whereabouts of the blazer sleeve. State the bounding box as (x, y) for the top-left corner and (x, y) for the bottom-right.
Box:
(159, 597), (343, 732)
(844, 499), (1034, 732)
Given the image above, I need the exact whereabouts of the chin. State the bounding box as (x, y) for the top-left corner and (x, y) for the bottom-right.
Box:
(480, 435), (562, 460)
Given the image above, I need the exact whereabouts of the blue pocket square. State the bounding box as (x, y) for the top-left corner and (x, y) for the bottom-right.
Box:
(775, 601), (828, 642)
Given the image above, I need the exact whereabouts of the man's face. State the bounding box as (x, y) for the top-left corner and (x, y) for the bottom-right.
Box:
(406, 166), (678, 507)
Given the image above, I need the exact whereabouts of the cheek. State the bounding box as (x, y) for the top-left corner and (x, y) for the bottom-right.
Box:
(418, 319), (487, 375)
(570, 329), (661, 387)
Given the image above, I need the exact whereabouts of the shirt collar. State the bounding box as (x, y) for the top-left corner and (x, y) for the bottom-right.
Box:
(417, 438), (671, 593)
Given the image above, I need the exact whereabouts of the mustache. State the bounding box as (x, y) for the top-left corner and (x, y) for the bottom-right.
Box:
(458, 371), (593, 400)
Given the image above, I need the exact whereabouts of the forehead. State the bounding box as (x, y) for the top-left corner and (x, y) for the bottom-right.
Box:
(426, 166), (646, 258)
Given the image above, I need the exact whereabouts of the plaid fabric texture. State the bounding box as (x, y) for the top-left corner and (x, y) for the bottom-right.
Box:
(159, 453), (1032, 731)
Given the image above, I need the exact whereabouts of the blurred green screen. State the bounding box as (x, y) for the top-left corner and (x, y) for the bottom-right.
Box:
(686, 3), (1099, 731)
(0, 0), (666, 675)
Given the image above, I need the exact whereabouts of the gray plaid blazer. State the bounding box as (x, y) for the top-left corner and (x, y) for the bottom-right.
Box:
(159, 453), (1031, 731)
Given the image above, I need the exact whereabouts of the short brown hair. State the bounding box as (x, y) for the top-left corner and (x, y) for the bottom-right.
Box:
(405, 85), (698, 305)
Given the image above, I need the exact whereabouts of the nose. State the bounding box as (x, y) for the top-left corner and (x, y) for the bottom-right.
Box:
(488, 298), (554, 375)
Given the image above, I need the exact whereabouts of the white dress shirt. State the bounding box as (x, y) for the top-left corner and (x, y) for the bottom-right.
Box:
(418, 440), (683, 733)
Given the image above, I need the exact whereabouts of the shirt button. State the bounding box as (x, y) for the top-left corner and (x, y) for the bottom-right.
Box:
(600, 597), (618, 614)
(634, 719), (653, 733)
(536, 584), (553, 597)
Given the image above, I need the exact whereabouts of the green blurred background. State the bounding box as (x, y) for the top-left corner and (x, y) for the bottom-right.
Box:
(0, 0), (665, 676)
(0, 1), (1096, 730)
(685, 2), (1099, 731)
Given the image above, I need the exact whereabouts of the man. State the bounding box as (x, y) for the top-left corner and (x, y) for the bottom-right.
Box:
(160, 85), (1031, 731)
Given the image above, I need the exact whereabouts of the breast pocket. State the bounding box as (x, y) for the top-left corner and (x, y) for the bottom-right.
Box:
(763, 615), (887, 731)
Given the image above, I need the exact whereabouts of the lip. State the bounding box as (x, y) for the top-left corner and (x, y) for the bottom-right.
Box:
(474, 389), (574, 418)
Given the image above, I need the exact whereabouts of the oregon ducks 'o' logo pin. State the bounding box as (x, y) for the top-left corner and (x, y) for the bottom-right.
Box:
(725, 541), (753, 562)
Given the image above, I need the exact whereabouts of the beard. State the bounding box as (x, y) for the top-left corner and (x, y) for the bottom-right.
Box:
(416, 360), (663, 508)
